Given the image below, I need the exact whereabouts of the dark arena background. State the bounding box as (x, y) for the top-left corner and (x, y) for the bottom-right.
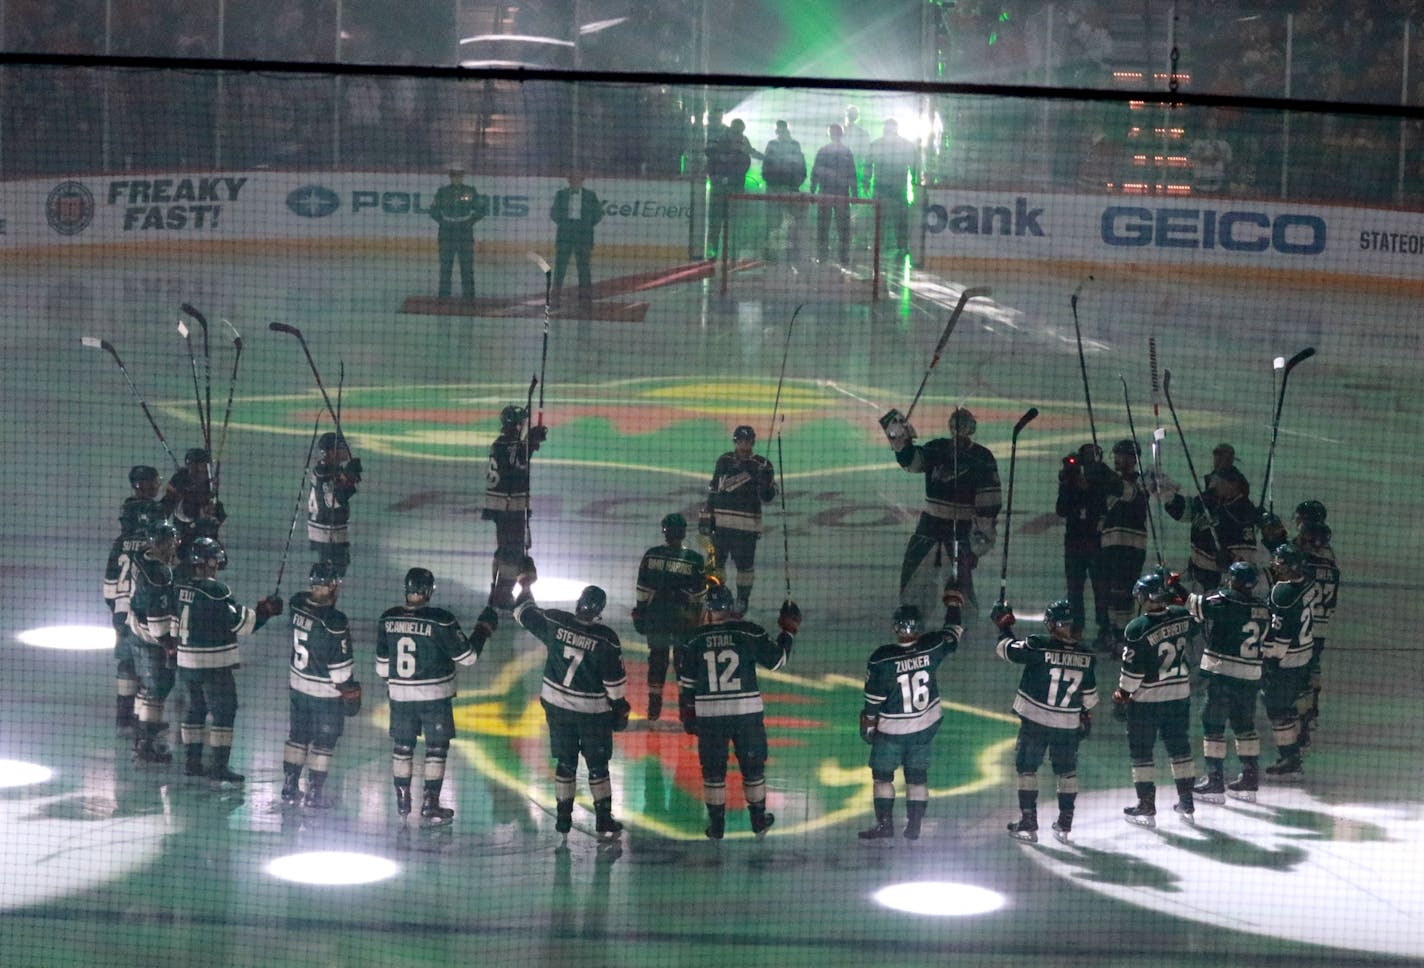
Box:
(2, 1), (1422, 965)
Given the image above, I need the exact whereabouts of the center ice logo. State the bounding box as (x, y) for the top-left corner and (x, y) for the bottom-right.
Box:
(448, 651), (1019, 840)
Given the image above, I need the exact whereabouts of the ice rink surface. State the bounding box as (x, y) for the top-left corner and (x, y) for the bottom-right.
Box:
(1, 245), (1420, 966)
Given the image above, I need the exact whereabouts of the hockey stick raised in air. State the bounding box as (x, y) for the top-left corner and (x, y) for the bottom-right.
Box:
(1121, 373), (1163, 570)
(211, 319), (243, 497)
(269, 322), (350, 452)
(765, 304), (802, 448)
(1070, 276), (1098, 448)
(775, 420), (792, 604)
(176, 319), (210, 450)
(818, 379), (883, 412)
(81, 336), (180, 470)
(1259, 347), (1316, 511)
(181, 303), (212, 446)
(527, 251), (552, 427)
(904, 285), (992, 424)
(273, 410), (324, 598)
(997, 406), (1039, 606)
(1162, 368), (1224, 557)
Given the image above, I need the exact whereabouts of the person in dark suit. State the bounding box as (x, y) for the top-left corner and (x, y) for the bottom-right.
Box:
(550, 173), (604, 305)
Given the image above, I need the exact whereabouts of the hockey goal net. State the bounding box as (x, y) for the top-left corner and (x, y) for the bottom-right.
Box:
(719, 192), (882, 301)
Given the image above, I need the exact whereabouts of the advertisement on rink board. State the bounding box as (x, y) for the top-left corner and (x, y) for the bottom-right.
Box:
(4, 170), (1424, 281)
(5, 172), (696, 252)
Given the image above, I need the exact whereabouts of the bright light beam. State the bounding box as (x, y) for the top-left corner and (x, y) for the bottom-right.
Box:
(18, 625), (115, 652)
(873, 880), (1007, 917)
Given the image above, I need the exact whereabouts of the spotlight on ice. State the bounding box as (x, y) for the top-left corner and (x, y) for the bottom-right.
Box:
(0, 759), (54, 789)
(265, 851), (400, 886)
(18, 625), (115, 652)
(873, 881), (1007, 917)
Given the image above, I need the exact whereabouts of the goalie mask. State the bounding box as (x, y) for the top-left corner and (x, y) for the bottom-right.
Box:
(948, 408), (976, 437)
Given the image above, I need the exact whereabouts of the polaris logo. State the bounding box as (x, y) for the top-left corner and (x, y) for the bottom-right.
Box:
(287, 185), (341, 218)
(922, 197), (1045, 236)
(1101, 207), (1327, 255)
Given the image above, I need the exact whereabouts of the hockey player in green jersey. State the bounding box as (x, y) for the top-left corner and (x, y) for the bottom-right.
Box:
(700, 425), (777, 617)
(513, 570), (629, 841)
(993, 599), (1099, 843)
(1150, 463), (1258, 592)
(1294, 517), (1338, 749)
(483, 405), (546, 610)
(281, 561), (360, 808)
(1116, 569), (1198, 827)
(1261, 543), (1321, 781)
(885, 407), (1000, 607)
(127, 519), (180, 764)
(677, 584), (800, 841)
(632, 512), (707, 721)
(306, 432), (362, 578)
(1187, 561), (1270, 803)
(859, 591), (963, 842)
(175, 538), (283, 787)
(104, 492), (156, 734)
(376, 567), (490, 825)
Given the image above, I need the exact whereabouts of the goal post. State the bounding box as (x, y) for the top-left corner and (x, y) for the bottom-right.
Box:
(721, 192), (881, 301)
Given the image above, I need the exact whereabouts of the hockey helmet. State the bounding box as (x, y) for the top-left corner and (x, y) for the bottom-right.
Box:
(309, 561), (343, 587)
(892, 604), (921, 638)
(948, 408), (977, 436)
(187, 536), (227, 569)
(704, 583), (735, 615)
(1226, 560), (1259, 593)
(1043, 599), (1077, 637)
(499, 405), (527, 430)
(129, 465), (159, 487)
(1270, 542), (1306, 578)
(661, 512), (687, 540)
(404, 567), (436, 598)
(732, 425), (757, 443)
(1298, 520), (1332, 550)
(147, 518), (179, 547)
(184, 447), (211, 465)
(1111, 438), (1139, 458)
(1132, 570), (1173, 607)
(1294, 500), (1327, 525)
(1076, 443), (1102, 464)
(575, 585), (607, 622)
(318, 431), (348, 453)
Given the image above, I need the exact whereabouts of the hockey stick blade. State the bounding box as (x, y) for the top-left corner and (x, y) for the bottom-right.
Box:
(181, 302), (208, 328)
(1012, 407), (1039, 438)
(80, 336), (106, 350)
(933, 285), (992, 357)
(223, 318), (243, 351)
(1282, 346), (1316, 372)
(526, 251), (552, 275)
(269, 321), (300, 336)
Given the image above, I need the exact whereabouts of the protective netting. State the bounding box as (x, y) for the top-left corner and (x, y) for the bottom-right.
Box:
(1, 49), (1422, 968)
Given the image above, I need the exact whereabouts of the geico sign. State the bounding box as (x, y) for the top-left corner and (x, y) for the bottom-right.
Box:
(1101, 207), (1326, 255)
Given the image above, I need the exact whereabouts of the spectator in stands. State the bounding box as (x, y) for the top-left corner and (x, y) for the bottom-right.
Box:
(809, 123), (858, 266)
(550, 173), (604, 307)
(866, 119), (918, 257)
(762, 120), (807, 261)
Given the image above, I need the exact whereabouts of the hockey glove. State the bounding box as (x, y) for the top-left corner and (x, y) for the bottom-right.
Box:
(256, 595), (284, 620)
(337, 680), (363, 717)
(528, 424), (548, 448)
(515, 555), (538, 588)
(990, 602), (1016, 630)
(1112, 688), (1132, 707)
(475, 605), (500, 638)
(631, 606), (647, 635)
(778, 599), (802, 635)
(879, 409), (915, 452)
(942, 581), (966, 609)
(698, 510), (715, 537)
(1077, 709), (1092, 739)
(610, 698), (631, 733)
(343, 457), (363, 479)
(859, 711), (879, 745)
(1165, 571), (1187, 605)
(678, 692), (698, 735)
(969, 518), (997, 557)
